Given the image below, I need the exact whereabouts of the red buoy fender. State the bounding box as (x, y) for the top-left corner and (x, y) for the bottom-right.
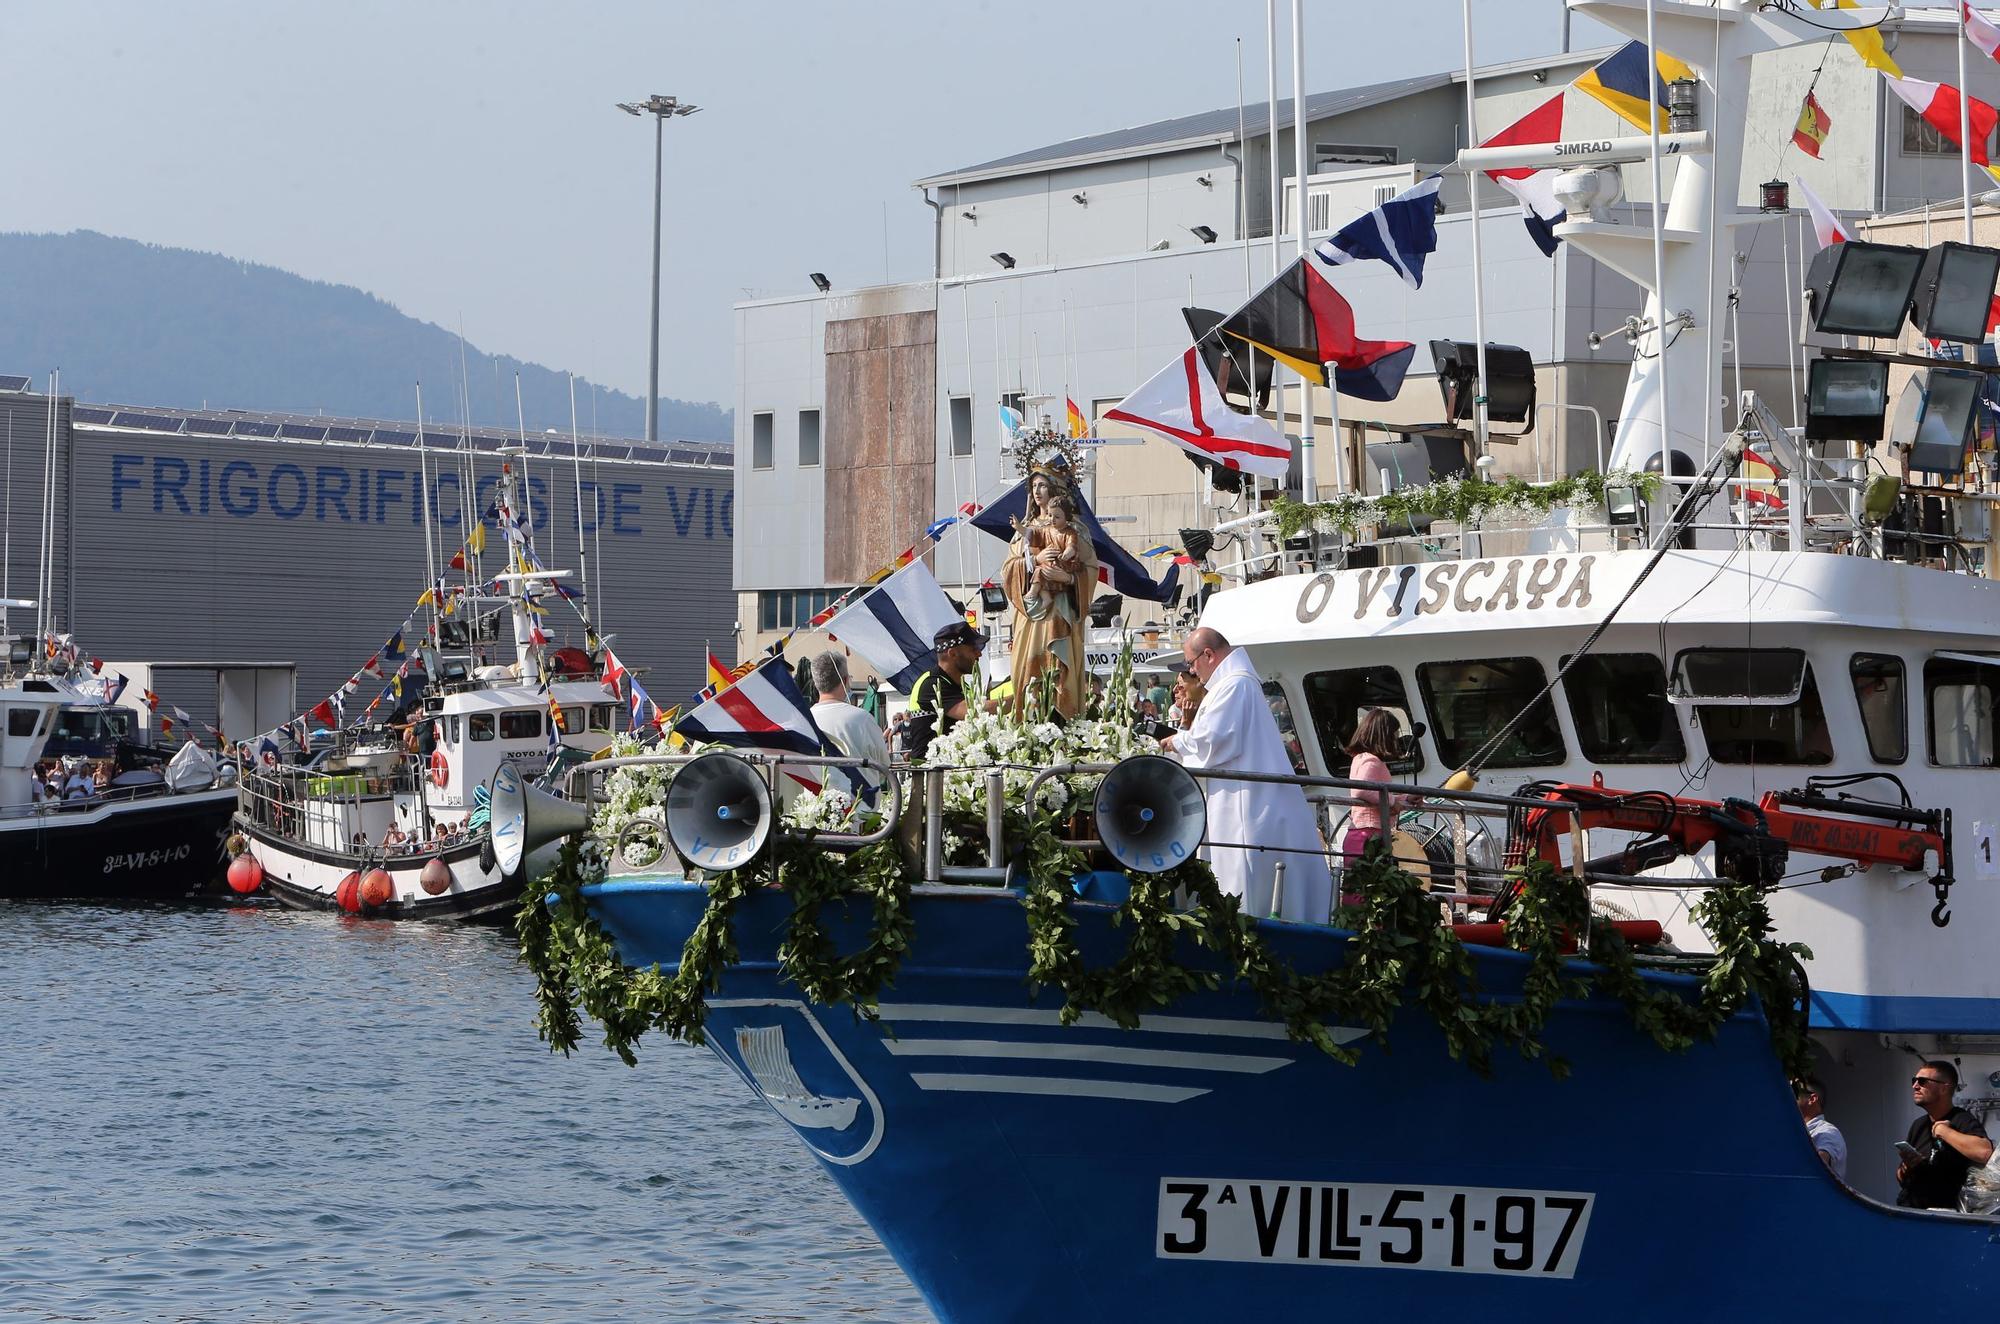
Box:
(429, 749), (450, 788)
(419, 857), (452, 896)
(225, 855), (264, 895)
(359, 868), (393, 909)
(335, 871), (363, 914)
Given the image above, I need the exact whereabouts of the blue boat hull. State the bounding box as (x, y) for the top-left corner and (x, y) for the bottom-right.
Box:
(585, 879), (2000, 1322)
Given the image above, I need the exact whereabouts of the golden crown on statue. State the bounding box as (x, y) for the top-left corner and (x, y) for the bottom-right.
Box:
(1012, 429), (1082, 486)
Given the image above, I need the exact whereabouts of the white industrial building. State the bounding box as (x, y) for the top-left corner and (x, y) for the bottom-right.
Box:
(734, 13), (1991, 667)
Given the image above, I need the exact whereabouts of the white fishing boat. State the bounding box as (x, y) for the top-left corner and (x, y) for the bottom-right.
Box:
(233, 460), (617, 919)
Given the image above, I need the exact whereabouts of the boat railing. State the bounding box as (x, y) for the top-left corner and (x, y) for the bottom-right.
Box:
(237, 757), (426, 853)
(0, 774), (220, 821)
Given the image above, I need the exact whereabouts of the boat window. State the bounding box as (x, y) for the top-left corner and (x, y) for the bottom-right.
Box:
(1690, 663), (1833, 765)
(1850, 654), (1907, 764)
(590, 703), (615, 733)
(1260, 681), (1309, 776)
(499, 709), (544, 741)
(558, 705), (584, 736)
(1301, 665), (1425, 775)
(1925, 655), (2000, 767)
(7, 707), (36, 737)
(1417, 658), (1566, 769)
(1672, 648), (1806, 703)
(445, 714), (461, 745)
(468, 713), (495, 742)
(1560, 653), (1686, 763)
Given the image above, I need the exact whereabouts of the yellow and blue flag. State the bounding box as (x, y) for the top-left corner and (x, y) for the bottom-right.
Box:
(1574, 40), (1696, 133)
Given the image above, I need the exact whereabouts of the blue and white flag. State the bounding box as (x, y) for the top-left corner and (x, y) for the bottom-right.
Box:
(675, 654), (861, 798)
(1315, 175), (1443, 289)
(821, 558), (963, 694)
(998, 403), (1025, 441)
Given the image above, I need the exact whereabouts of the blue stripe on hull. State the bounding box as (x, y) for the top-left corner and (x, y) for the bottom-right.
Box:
(585, 880), (2000, 1322)
(1810, 989), (2000, 1033)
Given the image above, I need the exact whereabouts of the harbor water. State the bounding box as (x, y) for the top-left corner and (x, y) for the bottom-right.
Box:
(0, 902), (926, 1322)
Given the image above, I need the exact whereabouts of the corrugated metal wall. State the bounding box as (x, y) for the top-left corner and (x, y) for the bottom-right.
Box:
(0, 391), (73, 638)
(9, 400), (733, 735)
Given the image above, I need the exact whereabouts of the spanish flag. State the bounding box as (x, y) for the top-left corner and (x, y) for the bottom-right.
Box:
(1066, 397), (1088, 439)
(1574, 40), (1697, 134)
(706, 650), (733, 689)
(1741, 449), (1784, 509)
(1807, 0), (1902, 78)
(1792, 91), (1831, 159)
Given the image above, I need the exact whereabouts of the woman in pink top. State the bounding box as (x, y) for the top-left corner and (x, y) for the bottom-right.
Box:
(1341, 707), (1407, 861)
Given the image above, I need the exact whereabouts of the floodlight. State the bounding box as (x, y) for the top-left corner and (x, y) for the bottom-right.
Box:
(809, 272), (831, 293)
(1805, 241), (1925, 338)
(1604, 481), (1643, 526)
(1909, 242), (2000, 344)
(1189, 225), (1218, 244)
(1910, 368), (1982, 475)
(1088, 594), (1125, 628)
(1803, 358), (1890, 443)
(1178, 527), (1215, 560)
(1430, 340), (1536, 424)
(991, 252), (1016, 269)
(978, 582), (1008, 615)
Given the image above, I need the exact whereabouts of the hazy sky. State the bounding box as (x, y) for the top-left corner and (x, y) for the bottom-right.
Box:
(2, 1), (1611, 411)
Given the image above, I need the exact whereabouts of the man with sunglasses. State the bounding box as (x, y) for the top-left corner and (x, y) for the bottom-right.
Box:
(1896, 1060), (1994, 1209)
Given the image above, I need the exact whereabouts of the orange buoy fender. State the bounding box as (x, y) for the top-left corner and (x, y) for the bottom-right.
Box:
(419, 857), (452, 896)
(225, 855), (265, 895)
(335, 871), (363, 913)
(359, 868), (394, 909)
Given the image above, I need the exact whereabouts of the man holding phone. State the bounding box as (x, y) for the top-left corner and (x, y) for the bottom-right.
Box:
(1896, 1061), (1994, 1209)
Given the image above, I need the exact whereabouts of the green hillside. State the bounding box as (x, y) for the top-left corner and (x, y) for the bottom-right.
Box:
(0, 230), (730, 442)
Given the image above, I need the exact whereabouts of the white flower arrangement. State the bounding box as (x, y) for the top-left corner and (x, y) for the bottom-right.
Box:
(923, 707), (1157, 819)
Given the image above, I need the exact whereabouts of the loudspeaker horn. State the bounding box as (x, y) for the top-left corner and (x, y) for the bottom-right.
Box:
(1093, 754), (1207, 874)
(488, 762), (592, 877)
(665, 751), (774, 873)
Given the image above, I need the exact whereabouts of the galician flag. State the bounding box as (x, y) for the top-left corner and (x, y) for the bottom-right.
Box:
(1104, 347), (1294, 479)
(1882, 74), (1998, 166)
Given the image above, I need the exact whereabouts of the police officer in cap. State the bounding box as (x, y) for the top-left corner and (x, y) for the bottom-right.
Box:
(906, 621), (990, 762)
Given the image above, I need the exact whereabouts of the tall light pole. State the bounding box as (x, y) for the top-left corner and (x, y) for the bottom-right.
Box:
(617, 94), (700, 443)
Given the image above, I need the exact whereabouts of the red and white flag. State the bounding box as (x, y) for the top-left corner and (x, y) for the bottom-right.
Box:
(675, 654), (842, 796)
(1882, 74), (1998, 165)
(600, 648), (628, 700)
(1965, 2), (2000, 62)
(1793, 176), (1850, 250)
(1104, 348), (1293, 478)
(1481, 93), (1568, 256)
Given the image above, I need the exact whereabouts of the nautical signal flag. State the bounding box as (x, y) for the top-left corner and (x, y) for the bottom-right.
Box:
(1480, 93), (1567, 257)
(674, 653), (856, 797)
(1574, 39), (1696, 134)
(1106, 347), (1296, 479)
(820, 557), (964, 693)
(1883, 74), (1999, 166)
(1066, 397), (1088, 439)
(1807, 0), (1902, 77)
(1793, 91), (1831, 159)
(142, 689), (160, 712)
(601, 649), (628, 700)
(1794, 176), (1851, 249)
(1200, 256), (1416, 402)
(1315, 174), (1443, 289)
(1969, 4), (2000, 64)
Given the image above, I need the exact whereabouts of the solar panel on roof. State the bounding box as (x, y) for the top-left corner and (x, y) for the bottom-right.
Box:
(323, 426), (369, 443)
(234, 420), (279, 437)
(184, 418), (232, 435)
(71, 406), (115, 424)
(112, 411), (183, 432)
(0, 375), (30, 393)
(372, 429), (415, 445)
(421, 431), (460, 448)
(278, 423), (328, 441)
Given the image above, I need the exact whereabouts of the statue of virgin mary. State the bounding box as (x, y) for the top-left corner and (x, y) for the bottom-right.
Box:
(1001, 457), (1097, 719)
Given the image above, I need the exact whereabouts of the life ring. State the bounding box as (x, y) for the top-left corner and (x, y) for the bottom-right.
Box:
(429, 749), (450, 787)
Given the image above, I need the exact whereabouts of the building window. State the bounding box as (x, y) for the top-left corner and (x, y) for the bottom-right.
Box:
(1902, 104), (2000, 157)
(1301, 665), (1425, 775)
(1850, 654), (1907, 764)
(757, 588), (852, 634)
(1925, 654), (1999, 767)
(1560, 653), (1686, 764)
(1001, 391), (1025, 419)
(949, 396), (973, 458)
(798, 409), (820, 467)
(1417, 658), (1566, 770)
(752, 412), (774, 470)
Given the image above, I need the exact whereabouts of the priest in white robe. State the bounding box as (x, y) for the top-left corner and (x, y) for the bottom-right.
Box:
(1161, 628), (1333, 923)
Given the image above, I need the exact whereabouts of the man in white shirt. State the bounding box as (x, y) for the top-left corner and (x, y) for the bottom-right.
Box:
(810, 652), (890, 794)
(1795, 1077), (1847, 1182)
(1160, 628), (1331, 923)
